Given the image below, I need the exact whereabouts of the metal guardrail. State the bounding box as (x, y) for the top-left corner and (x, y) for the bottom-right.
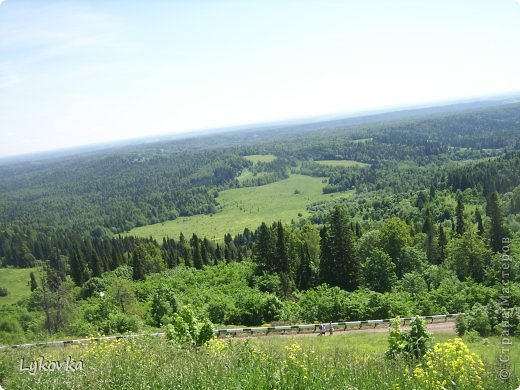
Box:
(0, 313), (461, 350)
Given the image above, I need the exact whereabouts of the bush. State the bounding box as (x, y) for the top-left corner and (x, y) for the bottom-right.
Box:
(385, 316), (430, 360)
(166, 305), (214, 348)
(229, 292), (282, 326)
(150, 286), (178, 327)
(110, 313), (141, 333)
(456, 303), (492, 336)
(207, 296), (235, 324)
(80, 277), (107, 299)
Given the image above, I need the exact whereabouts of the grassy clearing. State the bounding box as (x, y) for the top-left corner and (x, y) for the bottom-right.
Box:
(236, 169), (270, 184)
(243, 154), (277, 164)
(129, 175), (352, 241)
(351, 137), (373, 143)
(0, 268), (36, 306)
(315, 159), (370, 168)
(0, 333), (517, 389)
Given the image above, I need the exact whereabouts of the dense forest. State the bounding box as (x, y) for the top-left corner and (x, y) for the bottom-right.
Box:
(0, 102), (519, 343)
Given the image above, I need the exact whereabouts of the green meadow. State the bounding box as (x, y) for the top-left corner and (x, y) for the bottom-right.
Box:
(243, 154), (278, 163)
(315, 159), (370, 168)
(129, 174), (352, 241)
(0, 268), (36, 306)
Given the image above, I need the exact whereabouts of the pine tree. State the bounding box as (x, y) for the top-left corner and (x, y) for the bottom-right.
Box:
(438, 224), (447, 263)
(70, 250), (87, 286)
(91, 250), (103, 278)
(319, 206), (359, 291)
(132, 248), (145, 281)
(422, 212), (435, 263)
(296, 242), (313, 290)
(456, 197), (465, 236)
(255, 222), (276, 272)
(50, 248), (66, 281)
(275, 221), (290, 274)
(355, 222), (362, 238)
(191, 234), (203, 269)
(201, 240), (209, 265)
(488, 192), (504, 253)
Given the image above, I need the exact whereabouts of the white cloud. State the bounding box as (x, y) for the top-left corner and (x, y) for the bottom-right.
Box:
(0, 0), (6, 6)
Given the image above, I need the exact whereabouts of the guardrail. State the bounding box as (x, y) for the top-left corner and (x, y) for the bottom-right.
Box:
(0, 313), (461, 350)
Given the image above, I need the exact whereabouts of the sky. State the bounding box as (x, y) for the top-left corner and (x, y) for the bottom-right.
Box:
(1, 1), (520, 158)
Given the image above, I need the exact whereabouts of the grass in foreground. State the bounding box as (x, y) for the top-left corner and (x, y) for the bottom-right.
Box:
(0, 268), (36, 306)
(0, 333), (517, 389)
(129, 174), (352, 241)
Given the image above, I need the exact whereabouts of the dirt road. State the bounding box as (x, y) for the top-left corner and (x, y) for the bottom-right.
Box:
(229, 320), (456, 339)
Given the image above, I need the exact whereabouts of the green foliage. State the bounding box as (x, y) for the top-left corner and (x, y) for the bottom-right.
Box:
(377, 218), (412, 277)
(2, 103), (520, 344)
(150, 285), (178, 326)
(320, 206), (359, 291)
(385, 316), (430, 360)
(446, 229), (491, 282)
(107, 278), (136, 314)
(361, 249), (397, 292)
(457, 302), (520, 337)
(80, 277), (107, 299)
(165, 305), (214, 348)
(0, 317), (24, 344)
(396, 272), (428, 296)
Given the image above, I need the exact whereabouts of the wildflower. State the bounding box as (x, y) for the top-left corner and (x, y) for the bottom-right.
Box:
(412, 338), (485, 390)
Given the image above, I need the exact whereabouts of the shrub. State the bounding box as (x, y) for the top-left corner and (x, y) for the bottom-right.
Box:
(166, 305), (214, 348)
(80, 277), (107, 299)
(456, 303), (492, 336)
(150, 286), (178, 327)
(385, 316), (430, 360)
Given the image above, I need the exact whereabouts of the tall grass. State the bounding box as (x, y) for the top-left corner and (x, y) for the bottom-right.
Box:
(1, 333), (517, 389)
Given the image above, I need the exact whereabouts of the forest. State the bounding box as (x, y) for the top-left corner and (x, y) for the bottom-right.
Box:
(0, 102), (519, 344)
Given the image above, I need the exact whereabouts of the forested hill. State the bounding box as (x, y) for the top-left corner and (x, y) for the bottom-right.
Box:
(0, 102), (519, 265)
(0, 99), (520, 345)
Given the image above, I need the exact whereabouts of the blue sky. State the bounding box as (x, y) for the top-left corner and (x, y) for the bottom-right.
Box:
(1, 0), (520, 158)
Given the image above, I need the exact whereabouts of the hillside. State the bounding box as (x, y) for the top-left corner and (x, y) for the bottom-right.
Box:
(0, 103), (519, 378)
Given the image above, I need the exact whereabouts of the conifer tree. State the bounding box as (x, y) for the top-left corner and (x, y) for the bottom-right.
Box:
(90, 249), (103, 278)
(319, 206), (359, 291)
(456, 197), (465, 236)
(488, 192), (504, 253)
(70, 250), (87, 286)
(438, 224), (447, 263)
(191, 234), (203, 269)
(132, 248), (145, 281)
(422, 211), (435, 263)
(255, 222), (276, 272)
